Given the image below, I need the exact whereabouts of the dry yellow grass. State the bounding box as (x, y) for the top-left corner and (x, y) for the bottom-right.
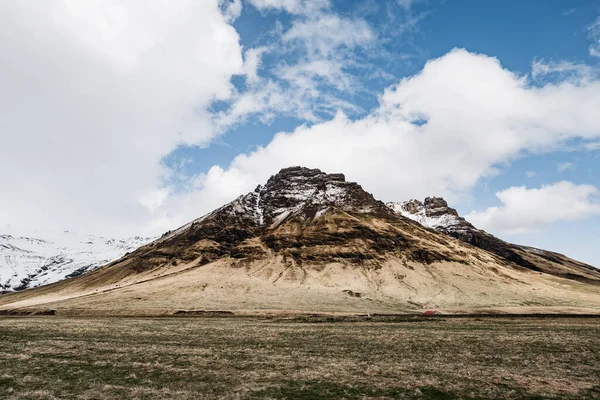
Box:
(2, 255), (600, 316)
(1, 316), (600, 399)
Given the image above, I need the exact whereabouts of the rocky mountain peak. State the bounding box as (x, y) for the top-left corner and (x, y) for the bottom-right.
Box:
(422, 197), (460, 217)
(160, 166), (395, 247)
(387, 197), (466, 231)
(264, 166), (346, 187)
(399, 199), (423, 214)
(256, 166), (390, 226)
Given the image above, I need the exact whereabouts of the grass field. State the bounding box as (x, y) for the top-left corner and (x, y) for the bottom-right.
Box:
(1, 316), (599, 399)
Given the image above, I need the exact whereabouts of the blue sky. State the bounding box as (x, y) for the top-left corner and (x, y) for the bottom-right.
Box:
(1, 0), (600, 266)
(161, 0), (600, 264)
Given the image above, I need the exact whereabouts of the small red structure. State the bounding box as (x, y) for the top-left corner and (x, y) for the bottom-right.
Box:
(423, 310), (440, 315)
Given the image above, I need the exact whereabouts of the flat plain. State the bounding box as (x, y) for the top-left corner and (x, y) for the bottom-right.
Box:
(1, 316), (599, 400)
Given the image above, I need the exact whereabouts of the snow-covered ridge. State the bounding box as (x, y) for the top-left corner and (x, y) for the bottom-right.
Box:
(387, 197), (473, 235)
(0, 228), (154, 291)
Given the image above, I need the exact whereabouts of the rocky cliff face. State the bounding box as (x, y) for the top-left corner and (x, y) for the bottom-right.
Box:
(388, 198), (600, 284)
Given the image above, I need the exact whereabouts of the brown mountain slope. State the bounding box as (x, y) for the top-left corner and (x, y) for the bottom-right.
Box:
(2, 167), (600, 316)
(388, 198), (600, 285)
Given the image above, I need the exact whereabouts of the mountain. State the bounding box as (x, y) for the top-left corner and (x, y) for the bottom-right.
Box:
(2, 167), (600, 316)
(0, 230), (153, 292)
(387, 198), (600, 285)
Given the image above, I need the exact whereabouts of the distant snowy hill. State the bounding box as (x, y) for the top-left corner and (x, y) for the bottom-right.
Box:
(0, 228), (153, 291)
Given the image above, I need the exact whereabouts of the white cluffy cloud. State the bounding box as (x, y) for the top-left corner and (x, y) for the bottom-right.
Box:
(465, 182), (600, 234)
(0, 0), (243, 236)
(160, 49), (600, 232)
(220, 0), (243, 22)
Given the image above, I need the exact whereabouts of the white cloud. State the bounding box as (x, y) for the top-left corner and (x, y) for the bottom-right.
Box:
(585, 141), (600, 150)
(282, 14), (374, 57)
(465, 182), (600, 234)
(241, 47), (268, 84)
(220, 0), (243, 22)
(277, 14), (375, 96)
(397, 0), (414, 9)
(159, 49), (600, 231)
(140, 189), (170, 213)
(531, 59), (598, 84)
(588, 16), (600, 58)
(526, 171), (537, 178)
(556, 162), (574, 172)
(214, 9), (376, 129)
(0, 0), (243, 236)
(248, 0), (330, 16)
(373, 0), (427, 39)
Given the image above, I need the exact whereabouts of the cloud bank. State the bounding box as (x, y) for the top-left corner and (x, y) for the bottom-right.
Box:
(0, 0), (244, 236)
(466, 182), (600, 234)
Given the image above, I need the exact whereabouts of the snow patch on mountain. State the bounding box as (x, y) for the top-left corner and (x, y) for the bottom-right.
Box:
(388, 202), (457, 229)
(387, 198), (473, 236)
